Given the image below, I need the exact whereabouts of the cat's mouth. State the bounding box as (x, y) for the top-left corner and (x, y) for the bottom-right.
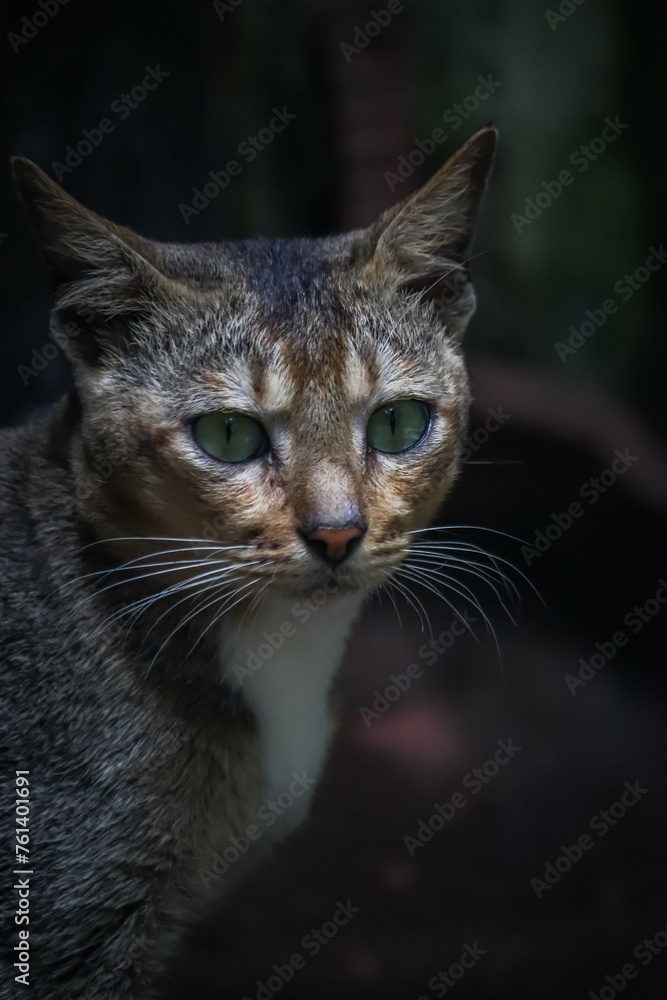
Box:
(238, 534), (406, 602)
(278, 561), (397, 601)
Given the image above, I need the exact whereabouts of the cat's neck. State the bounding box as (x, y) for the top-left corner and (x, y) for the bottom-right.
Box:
(220, 591), (363, 831)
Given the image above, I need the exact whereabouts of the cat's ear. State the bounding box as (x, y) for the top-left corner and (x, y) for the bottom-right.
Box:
(358, 126), (497, 341)
(12, 156), (176, 361)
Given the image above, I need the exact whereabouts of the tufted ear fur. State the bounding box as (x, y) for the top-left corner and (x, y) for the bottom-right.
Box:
(359, 126), (497, 341)
(12, 156), (180, 363)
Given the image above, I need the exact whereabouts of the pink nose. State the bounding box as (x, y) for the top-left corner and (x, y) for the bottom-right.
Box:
(304, 525), (365, 564)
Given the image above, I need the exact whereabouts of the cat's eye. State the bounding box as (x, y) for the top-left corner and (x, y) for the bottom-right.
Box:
(192, 412), (269, 463)
(367, 399), (430, 454)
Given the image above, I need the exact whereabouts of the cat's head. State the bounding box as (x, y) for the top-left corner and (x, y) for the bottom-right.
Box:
(13, 128), (496, 602)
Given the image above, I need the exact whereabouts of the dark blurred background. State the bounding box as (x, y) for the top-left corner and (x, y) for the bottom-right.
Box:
(2, 2), (667, 998)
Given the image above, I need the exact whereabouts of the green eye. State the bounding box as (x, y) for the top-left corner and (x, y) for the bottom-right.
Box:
(192, 412), (269, 463)
(367, 400), (430, 454)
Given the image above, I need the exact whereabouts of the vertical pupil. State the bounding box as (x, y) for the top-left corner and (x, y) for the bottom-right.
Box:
(389, 407), (396, 435)
(225, 416), (233, 444)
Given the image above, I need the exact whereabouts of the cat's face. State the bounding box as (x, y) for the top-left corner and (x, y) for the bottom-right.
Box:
(66, 259), (470, 598)
(14, 129), (496, 602)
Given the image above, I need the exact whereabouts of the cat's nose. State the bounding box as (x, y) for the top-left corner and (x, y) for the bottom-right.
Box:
(301, 523), (366, 565)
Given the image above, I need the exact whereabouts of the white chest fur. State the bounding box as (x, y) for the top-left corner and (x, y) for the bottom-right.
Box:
(221, 592), (363, 833)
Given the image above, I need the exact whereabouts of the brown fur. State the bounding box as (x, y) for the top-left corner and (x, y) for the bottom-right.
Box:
(12, 130), (497, 599)
(1, 128), (496, 999)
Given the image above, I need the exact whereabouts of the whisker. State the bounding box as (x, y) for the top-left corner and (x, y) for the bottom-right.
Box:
(77, 535), (248, 554)
(61, 556), (240, 600)
(406, 552), (520, 620)
(116, 574), (250, 656)
(407, 524), (529, 546)
(396, 565), (485, 646)
(139, 570), (252, 641)
(387, 575), (429, 634)
(403, 557), (508, 621)
(381, 580), (404, 632)
(181, 579), (261, 665)
(60, 545), (240, 590)
(399, 564), (502, 664)
(241, 577), (274, 637)
(52, 547), (231, 607)
(146, 578), (258, 676)
(402, 561), (514, 646)
(235, 565), (280, 641)
(88, 560), (254, 603)
(409, 539), (545, 607)
(410, 547), (521, 606)
(93, 563), (261, 633)
(63, 563), (247, 631)
(396, 572), (434, 639)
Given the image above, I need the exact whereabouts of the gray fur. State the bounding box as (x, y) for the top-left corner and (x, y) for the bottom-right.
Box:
(0, 128), (496, 998)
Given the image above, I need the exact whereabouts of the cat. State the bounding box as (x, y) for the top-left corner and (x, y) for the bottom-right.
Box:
(0, 126), (496, 999)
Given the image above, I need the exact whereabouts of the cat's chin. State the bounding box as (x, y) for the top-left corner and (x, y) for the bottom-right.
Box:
(280, 566), (391, 601)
